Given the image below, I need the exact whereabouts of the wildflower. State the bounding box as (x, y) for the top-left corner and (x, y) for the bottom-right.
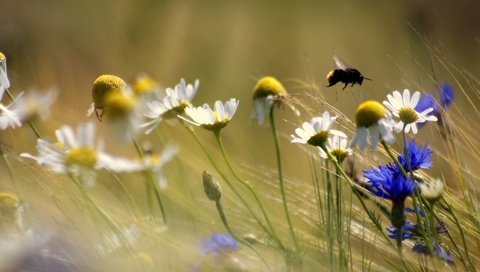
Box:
(415, 83), (454, 130)
(103, 91), (143, 142)
(418, 178), (444, 203)
(398, 140), (432, 171)
(0, 102), (21, 130)
(412, 241), (453, 263)
(387, 221), (417, 241)
(142, 145), (177, 189)
(291, 111), (342, 147)
(181, 99), (239, 132)
(251, 76), (298, 124)
(200, 233), (238, 256)
(0, 52), (10, 100)
(202, 171), (222, 202)
(87, 75), (127, 121)
(0, 192), (22, 228)
(350, 100), (395, 151)
(21, 122), (142, 187)
(132, 73), (161, 96)
(383, 89), (437, 134)
(317, 131), (352, 163)
(142, 79), (199, 134)
(9, 88), (57, 123)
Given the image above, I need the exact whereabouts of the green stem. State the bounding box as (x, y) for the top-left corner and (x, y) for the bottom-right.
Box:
(184, 125), (286, 251)
(380, 140), (408, 178)
(132, 138), (167, 225)
(215, 200), (273, 272)
(269, 107), (300, 252)
(213, 131), (278, 241)
(5, 89), (41, 138)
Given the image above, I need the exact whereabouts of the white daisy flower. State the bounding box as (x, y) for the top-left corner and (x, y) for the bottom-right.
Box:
(291, 111), (342, 147)
(383, 89), (438, 134)
(0, 52), (10, 100)
(318, 131), (352, 163)
(21, 122), (142, 187)
(350, 100), (395, 151)
(141, 78), (199, 134)
(142, 145), (177, 189)
(181, 98), (239, 132)
(251, 76), (298, 125)
(9, 88), (57, 123)
(0, 102), (21, 130)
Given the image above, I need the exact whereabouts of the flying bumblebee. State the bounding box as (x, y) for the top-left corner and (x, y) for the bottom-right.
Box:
(326, 56), (371, 90)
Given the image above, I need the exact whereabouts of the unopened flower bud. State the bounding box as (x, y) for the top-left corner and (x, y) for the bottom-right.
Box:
(202, 171), (222, 201)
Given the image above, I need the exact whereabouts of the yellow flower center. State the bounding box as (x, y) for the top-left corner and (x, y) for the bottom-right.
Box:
(252, 76), (287, 99)
(133, 74), (157, 95)
(104, 93), (136, 120)
(0, 52), (5, 62)
(355, 100), (387, 127)
(330, 149), (349, 163)
(0, 192), (19, 214)
(162, 101), (190, 119)
(398, 107), (419, 124)
(91, 75), (127, 110)
(65, 147), (97, 168)
(201, 111), (229, 131)
(307, 131), (329, 147)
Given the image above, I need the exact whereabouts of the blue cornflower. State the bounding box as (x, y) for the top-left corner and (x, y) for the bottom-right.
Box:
(364, 166), (416, 202)
(387, 221), (417, 241)
(413, 241), (453, 264)
(200, 233), (238, 256)
(415, 83), (454, 128)
(398, 140), (432, 171)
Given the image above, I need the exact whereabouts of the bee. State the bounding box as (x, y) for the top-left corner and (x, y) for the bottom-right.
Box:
(326, 56), (371, 90)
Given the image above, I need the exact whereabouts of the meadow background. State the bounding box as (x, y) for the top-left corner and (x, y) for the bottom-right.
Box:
(1, 0), (480, 271)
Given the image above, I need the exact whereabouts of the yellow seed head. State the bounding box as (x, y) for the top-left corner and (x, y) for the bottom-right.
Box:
(307, 131), (329, 147)
(252, 76), (287, 99)
(0, 192), (19, 216)
(0, 52), (5, 62)
(91, 75), (127, 110)
(133, 74), (157, 95)
(65, 147), (97, 168)
(355, 101), (387, 128)
(330, 149), (350, 164)
(104, 92), (136, 120)
(398, 107), (419, 124)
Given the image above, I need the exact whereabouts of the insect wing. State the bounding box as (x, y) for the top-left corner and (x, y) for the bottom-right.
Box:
(333, 55), (348, 70)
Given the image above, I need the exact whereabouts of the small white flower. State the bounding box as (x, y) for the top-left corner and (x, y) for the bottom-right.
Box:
(10, 88), (57, 123)
(350, 100), (395, 151)
(0, 53), (10, 100)
(21, 122), (142, 187)
(383, 89), (438, 134)
(318, 131), (352, 162)
(142, 145), (177, 189)
(291, 111), (342, 146)
(141, 79), (199, 134)
(181, 98), (239, 131)
(419, 178), (444, 202)
(0, 102), (21, 130)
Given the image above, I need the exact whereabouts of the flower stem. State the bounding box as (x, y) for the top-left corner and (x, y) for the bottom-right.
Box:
(213, 130), (278, 241)
(269, 107), (300, 252)
(215, 199), (273, 272)
(184, 124), (286, 251)
(380, 140), (408, 178)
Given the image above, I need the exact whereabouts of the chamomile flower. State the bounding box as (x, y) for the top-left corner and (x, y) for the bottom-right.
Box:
(181, 99), (239, 132)
(418, 178), (444, 203)
(21, 122), (141, 187)
(350, 100), (395, 151)
(103, 91), (143, 142)
(0, 52), (10, 100)
(0, 102), (21, 130)
(132, 73), (161, 96)
(141, 78), (199, 134)
(142, 145), (177, 189)
(9, 88), (57, 123)
(291, 111), (341, 147)
(87, 75), (128, 121)
(318, 131), (351, 163)
(252, 76), (298, 124)
(383, 89), (438, 134)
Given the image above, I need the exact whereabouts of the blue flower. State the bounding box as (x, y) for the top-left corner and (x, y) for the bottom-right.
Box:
(412, 242), (453, 264)
(415, 83), (454, 129)
(364, 166), (416, 202)
(387, 221), (417, 240)
(200, 233), (238, 256)
(398, 140), (432, 171)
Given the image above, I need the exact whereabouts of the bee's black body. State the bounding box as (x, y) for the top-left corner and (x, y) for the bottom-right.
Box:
(326, 68), (368, 90)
